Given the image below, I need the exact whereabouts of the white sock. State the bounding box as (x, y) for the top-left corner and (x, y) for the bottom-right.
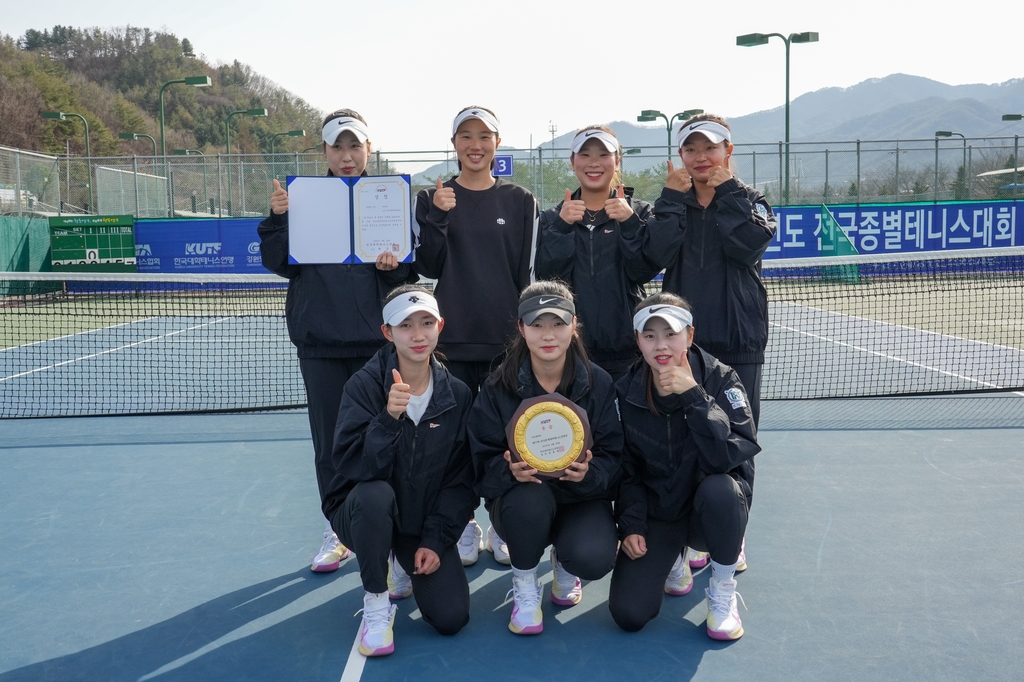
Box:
(512, 564), (539, 581)
(324, 516), (333, 533)
(364, 591), (389, 608)
(710, 559), (738, 584)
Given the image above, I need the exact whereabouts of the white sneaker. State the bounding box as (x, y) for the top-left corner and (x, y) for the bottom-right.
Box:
(458, 520), (483, 566)
(357, 591), (397, 656)
(486, 525), (511, 565)
(687, 547), (710, 569)
(664, 552), (693, 595)
(507, 567), (543, 635)
(387, 551), (412, 600)
(705, 577), (746, 641)
(312, 530), (350, 572)
(548, 547), (582, 606)
(736, 538), (748, 573)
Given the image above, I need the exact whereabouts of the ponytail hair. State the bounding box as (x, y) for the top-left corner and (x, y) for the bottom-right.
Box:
(491, 280), (592, 395)
(633, 292), (693, 414)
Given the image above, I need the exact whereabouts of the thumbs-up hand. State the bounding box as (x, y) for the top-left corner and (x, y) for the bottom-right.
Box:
(706, 165), (734, 189)
(387, 368), (411, 419)
(558, 189), (586, 225)
(665, 160), (692, 194)
(432, 177), (457, 212)
(604, 184), (633, 222)
(270, 179), (289, 215)
(657, 349), (697, 395)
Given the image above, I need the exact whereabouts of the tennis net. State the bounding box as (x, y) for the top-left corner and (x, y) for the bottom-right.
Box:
(2, 247), (1023, 418)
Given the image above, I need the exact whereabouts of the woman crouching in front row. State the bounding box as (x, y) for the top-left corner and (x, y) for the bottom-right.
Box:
(609, 292), (759, 640)
(323, 285), (475, 656)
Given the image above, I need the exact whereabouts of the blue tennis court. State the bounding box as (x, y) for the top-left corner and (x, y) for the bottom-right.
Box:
(2, 395), (1023, 681)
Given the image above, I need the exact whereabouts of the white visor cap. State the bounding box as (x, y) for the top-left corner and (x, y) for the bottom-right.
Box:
(675, 120), (731, 149)
(451, 108), (500, 136)
(632, 305), (694, 333)
(382, 291), (441, 326)
(570, 129), (619, 154)
(322, 116), (370, 145)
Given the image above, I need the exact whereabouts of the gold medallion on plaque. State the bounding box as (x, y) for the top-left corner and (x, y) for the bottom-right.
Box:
(505, 394), (593, 478)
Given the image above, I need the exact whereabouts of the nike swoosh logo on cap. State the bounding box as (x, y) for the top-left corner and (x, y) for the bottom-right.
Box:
(689, 122), (708, 128)
(584, 130), (601, 137)
(538, 297), (557, 305)
(648, 306), (665, 313)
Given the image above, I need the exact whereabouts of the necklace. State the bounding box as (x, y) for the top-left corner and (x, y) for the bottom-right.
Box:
(584, 208), (601, 225)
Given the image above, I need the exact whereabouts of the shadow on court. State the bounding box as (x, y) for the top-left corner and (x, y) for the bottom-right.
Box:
(2, 399), (1023, 682)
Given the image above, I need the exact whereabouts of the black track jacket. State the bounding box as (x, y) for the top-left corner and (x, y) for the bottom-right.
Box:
(323, 346), (475, 556)
(643, 178), (777, 365)
(535, 189), (660, 362)
(614, 345), (759, 540)
(468, 357), (623, 506)
(258, 172), (416, 359)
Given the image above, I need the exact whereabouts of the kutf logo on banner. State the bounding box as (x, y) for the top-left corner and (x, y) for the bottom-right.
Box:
(185, 242), (222, 255)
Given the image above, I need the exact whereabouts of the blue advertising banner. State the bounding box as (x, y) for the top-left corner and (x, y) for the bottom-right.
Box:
(134, 218), (269, 273)
(766, 200), (1021, 260)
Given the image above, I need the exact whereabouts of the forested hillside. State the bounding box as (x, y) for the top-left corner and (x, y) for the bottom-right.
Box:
(0, 25), (323, 157)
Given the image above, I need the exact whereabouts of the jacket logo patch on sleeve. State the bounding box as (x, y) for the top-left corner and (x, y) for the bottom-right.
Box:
(755, 203), (769, 218)
(724, 388), (747, 409)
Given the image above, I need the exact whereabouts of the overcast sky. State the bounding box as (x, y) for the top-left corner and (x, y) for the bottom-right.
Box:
(7, 0), (1023, 152)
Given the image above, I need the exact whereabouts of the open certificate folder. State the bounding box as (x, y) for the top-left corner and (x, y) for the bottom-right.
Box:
(286, 175), (413, 264)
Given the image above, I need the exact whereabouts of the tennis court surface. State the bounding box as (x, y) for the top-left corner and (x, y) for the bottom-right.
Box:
(2, 397), (1023, 682)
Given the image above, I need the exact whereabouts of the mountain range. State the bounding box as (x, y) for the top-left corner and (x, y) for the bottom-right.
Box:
(413, 74), (1024, 183)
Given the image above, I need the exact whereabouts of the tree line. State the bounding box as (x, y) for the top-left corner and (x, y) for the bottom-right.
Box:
(0, 25), (323, 158)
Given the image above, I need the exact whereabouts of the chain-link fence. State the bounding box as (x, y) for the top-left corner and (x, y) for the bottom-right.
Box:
(3, 136), (1022, 218)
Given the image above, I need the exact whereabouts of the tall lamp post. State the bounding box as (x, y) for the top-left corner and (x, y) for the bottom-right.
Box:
(736, 31), (819, 204)
(42, 111), (92, 211)
(636, 109), (704, 161)
(226, 108), (269, 155)
(1003, 114), (1022, 198)
(225, 109), (268, 215)
(935, 131), (967, 200)
(159, 76), (212, 157)
(270, 129), (306, 181)
(118, 132), (157, 156)
(174, 149), (209, 212)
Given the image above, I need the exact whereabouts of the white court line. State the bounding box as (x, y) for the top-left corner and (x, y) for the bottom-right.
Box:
(771, 302), (1024, 390)
(771, 321), (1006, 390)
(1, 317), (231, 382)
(339, 629), (367, 682)
(0, 316), (158, 352)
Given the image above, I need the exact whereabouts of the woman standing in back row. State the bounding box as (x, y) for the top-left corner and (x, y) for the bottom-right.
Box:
(414, 106), (539, 566)
(535, 125), (660, 380)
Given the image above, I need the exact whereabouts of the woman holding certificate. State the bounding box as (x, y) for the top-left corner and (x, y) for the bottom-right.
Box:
(324, 286), (475, 656)
(608, 294), (759, 641)
(468, 281), (622, 635)
(535, 125), (660, 380)
(258, 109), (416, 575)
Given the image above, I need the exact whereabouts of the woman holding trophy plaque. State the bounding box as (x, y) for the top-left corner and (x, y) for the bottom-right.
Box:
(468, 280), (623, 636)
(608, 293), (759, 641)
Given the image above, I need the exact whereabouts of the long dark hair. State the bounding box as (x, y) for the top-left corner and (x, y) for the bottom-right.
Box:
(633, 292), (693, 414)
(491, 280), (592, 396)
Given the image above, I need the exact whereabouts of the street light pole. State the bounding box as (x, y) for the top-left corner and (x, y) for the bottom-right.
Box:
(118, 132), (157, 157)
(42, 111), (92, 211)
(636, 109), (704, 161)
(935, 131), (967, 199)
(159, 76), (212, 158)
(225, 109), (268, 216)
(736, 31), (819, 205)
(1003, 114), (1023, 198)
